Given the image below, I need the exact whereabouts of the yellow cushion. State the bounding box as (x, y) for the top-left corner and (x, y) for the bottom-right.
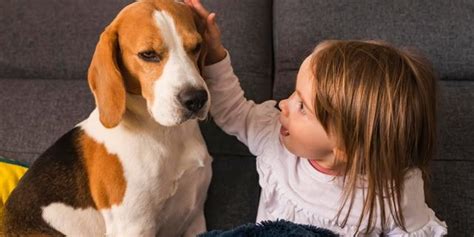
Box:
(0, 158), (28, 229)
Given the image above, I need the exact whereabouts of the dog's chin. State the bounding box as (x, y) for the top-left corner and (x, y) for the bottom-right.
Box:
(152, 114), (186, 127)
(149, 110), (195, 127)
(150, 102), (210, 126)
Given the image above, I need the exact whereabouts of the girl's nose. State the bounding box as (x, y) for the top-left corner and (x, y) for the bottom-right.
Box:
(279, 99), (289, 117)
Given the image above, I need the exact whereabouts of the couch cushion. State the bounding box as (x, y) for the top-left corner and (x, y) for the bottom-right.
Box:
(430, 160), (474, 236)
(438, 81), (474, 161)
(432, 81), (474, 235)
(205, 155), (260, 229)
(0, 0), (132, 80)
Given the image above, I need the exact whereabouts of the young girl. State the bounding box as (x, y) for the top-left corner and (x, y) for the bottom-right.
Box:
(186, 0), (448, 235)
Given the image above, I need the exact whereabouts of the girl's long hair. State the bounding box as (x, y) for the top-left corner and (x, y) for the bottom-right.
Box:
(309, 40), (437, 233)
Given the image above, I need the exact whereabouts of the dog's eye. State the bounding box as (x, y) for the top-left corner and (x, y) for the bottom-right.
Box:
(191, 43), (201, 55)
(138, 50), (161, 62)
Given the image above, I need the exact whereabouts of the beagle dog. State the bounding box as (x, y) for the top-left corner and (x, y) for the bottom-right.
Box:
(3, 0), (212, 236)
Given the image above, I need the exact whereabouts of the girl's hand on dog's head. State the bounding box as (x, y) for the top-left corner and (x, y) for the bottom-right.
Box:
(185, 0), (227, 65)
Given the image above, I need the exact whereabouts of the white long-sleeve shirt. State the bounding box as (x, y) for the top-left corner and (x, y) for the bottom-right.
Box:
(203, 52), (447, 236)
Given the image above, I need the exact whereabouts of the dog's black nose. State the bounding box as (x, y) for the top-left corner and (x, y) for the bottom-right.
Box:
(179, 89), (208, 113)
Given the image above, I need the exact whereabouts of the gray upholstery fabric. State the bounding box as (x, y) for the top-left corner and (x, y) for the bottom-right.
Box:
(438, 81), (474, 161)
(432, 81), (474, 235)
(202, 0), (274, 103)
(0, 79), (94, 164)
(431, 160), (474, 236)
(205, 155), (260, 229)
(0, 0), (132, 80)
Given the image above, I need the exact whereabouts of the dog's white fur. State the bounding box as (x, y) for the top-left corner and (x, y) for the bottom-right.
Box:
(42, 204), (105, 236)
(41, 8), (212, 237)
(151, 11), (210, 126)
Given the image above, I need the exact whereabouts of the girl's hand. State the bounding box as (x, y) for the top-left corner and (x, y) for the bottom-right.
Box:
(185, 0), (227, 65)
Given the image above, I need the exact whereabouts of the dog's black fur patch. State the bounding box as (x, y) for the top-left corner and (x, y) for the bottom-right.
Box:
(3, 128), (95, 236)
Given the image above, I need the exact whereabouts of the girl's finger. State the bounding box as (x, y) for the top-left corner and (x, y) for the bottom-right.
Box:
(191, 0), (211, 19)
(207, 12), (216, 24)
(207, 13), (220, 36)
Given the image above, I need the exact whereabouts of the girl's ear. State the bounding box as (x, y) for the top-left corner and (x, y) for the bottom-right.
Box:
(87, 28), (126, 128)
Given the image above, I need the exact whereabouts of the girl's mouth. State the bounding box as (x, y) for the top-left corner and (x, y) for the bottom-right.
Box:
(280, 125), (290, 136)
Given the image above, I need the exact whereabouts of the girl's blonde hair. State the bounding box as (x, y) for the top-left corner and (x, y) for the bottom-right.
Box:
(310, 40), (437, 233)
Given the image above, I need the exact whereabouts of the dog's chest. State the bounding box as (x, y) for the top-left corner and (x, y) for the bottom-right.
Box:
(79, 110), (211, 221)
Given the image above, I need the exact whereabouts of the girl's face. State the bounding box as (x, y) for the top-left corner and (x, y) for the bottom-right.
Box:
(278, 56), (336, 166)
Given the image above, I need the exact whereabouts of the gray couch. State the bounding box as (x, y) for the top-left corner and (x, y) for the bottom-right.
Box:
(0, 0), (472, 236)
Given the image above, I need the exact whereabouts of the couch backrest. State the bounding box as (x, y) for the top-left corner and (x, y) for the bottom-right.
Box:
(0, 0), (131, 80)
(272, 0), (474, 235)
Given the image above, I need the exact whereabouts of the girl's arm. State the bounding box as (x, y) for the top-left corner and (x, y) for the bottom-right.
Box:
(203, 53), (279, 156)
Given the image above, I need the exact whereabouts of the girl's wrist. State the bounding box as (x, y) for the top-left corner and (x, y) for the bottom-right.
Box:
(206, 46), (227, 65)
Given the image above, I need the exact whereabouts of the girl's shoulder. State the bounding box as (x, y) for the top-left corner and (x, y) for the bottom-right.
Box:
(386, 168), (448, 235)
(404, 168), (422, 179)
(401, 168), (425, 203)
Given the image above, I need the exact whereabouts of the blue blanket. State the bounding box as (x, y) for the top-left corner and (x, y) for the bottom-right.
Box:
(199, 219), (338, 237)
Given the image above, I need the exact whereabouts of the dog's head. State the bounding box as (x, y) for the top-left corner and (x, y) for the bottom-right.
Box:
(88, 0), (210, 128)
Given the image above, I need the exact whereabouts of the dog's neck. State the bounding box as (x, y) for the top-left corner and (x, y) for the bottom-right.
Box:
(122, 93), (168, 131)
(124, 93), (152, 119)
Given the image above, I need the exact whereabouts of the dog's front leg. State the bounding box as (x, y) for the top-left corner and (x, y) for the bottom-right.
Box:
(183, 211), (207, 237)
(106, 227), (156, 237)
(102, 210), (157, 237)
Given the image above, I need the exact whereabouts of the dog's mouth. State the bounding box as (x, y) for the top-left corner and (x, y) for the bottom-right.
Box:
(182, 110), (199, 121)
(184, 104), (210, 120)
(148, 102), (209, 127)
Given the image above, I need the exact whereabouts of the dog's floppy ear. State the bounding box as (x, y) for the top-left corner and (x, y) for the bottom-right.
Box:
(88, 27), (126, 128)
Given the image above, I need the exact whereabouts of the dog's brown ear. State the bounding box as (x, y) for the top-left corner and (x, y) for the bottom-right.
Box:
(88, 28), (126, 128)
